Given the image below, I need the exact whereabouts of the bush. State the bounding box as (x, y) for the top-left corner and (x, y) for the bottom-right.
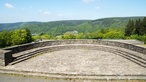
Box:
(0, 29), (32, 48)
(125, 35), (146, 44)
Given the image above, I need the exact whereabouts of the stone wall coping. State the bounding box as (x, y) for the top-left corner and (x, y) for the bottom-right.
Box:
(103, 39), (144, 45)
(2, 39), (146, 54)
(2, 39), (145, 49)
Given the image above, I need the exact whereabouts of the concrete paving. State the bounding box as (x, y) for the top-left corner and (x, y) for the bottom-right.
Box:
(4, 49), (146, 76)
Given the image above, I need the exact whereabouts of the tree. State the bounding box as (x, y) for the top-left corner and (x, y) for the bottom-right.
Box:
(25, 28), (32, 43)
(125, 19), (135, 36)
(41, 34), (51, 40)
(141, 17), (146, 35)
(134, 19), (141, 35)
(11, 30), (24, 45)
(0, 30), (12, 47)
(62, 33), (76, 39)
(76, 33), (85, 39)
(125, 17), (146, 36)
(0, 29), (33, 48)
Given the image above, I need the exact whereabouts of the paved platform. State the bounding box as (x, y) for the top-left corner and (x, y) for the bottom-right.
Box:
(0, 43), (145, 80)
(3, 48), (146, 79)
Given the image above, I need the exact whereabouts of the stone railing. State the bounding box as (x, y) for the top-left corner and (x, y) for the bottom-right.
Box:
(0, 39), (146, 66)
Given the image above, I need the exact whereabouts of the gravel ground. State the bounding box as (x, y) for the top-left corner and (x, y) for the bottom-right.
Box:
(5, 49), (146, 75)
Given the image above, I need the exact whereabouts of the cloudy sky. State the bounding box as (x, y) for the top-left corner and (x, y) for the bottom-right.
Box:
(0, 0), (146, 23)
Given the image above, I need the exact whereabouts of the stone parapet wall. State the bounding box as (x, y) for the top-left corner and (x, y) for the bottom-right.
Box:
(100, 40), (146, 54)
(4, 39), (146, 54)
(0, 39), (146, 66)
(0, 50), (13, 66)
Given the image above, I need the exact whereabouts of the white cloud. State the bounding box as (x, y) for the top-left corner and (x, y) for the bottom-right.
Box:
(82, 0), (95, 4)
(5, 3), (14, 9)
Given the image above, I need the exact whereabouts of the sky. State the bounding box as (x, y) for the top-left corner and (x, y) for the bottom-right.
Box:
(0, 0), (146, 23)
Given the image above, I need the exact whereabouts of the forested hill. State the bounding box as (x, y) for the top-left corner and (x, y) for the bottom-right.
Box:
(91, 17), (144, 28)
(0, 22), (40, 31)
(0, 17), (144, 36)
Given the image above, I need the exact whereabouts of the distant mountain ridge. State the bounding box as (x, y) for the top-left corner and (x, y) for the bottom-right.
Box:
(0, 16), (145, 35)
(0, 22), (41, 31)
(92, 16), (144, 26)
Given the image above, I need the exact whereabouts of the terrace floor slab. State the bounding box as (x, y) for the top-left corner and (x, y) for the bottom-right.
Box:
(4, 49), (146, 76)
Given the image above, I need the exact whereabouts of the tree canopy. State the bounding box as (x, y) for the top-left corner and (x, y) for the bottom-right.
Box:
(125, 17), (146, 36)
(0, 29), (32, 48)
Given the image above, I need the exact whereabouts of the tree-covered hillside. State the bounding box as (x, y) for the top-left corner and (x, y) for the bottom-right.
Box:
(0, 17), (144, 36)
(91, 17), (144, 28)
(0, 22), (40, 31)
(19, 20), (90, 36)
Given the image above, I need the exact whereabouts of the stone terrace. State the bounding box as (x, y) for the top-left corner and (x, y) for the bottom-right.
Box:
(0, 39), (146, 80)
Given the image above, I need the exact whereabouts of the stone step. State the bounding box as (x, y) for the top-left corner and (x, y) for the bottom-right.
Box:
(118, 50), (146, 64)
(9, 51), (48, 65)
(14, 49), (44, 60)
(9, 44), (146, 67)
(9, 54), (36, 65)
(112, 50), (146, 68)
(93, 46), (146, 68)
(119, 54), (146, 68)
